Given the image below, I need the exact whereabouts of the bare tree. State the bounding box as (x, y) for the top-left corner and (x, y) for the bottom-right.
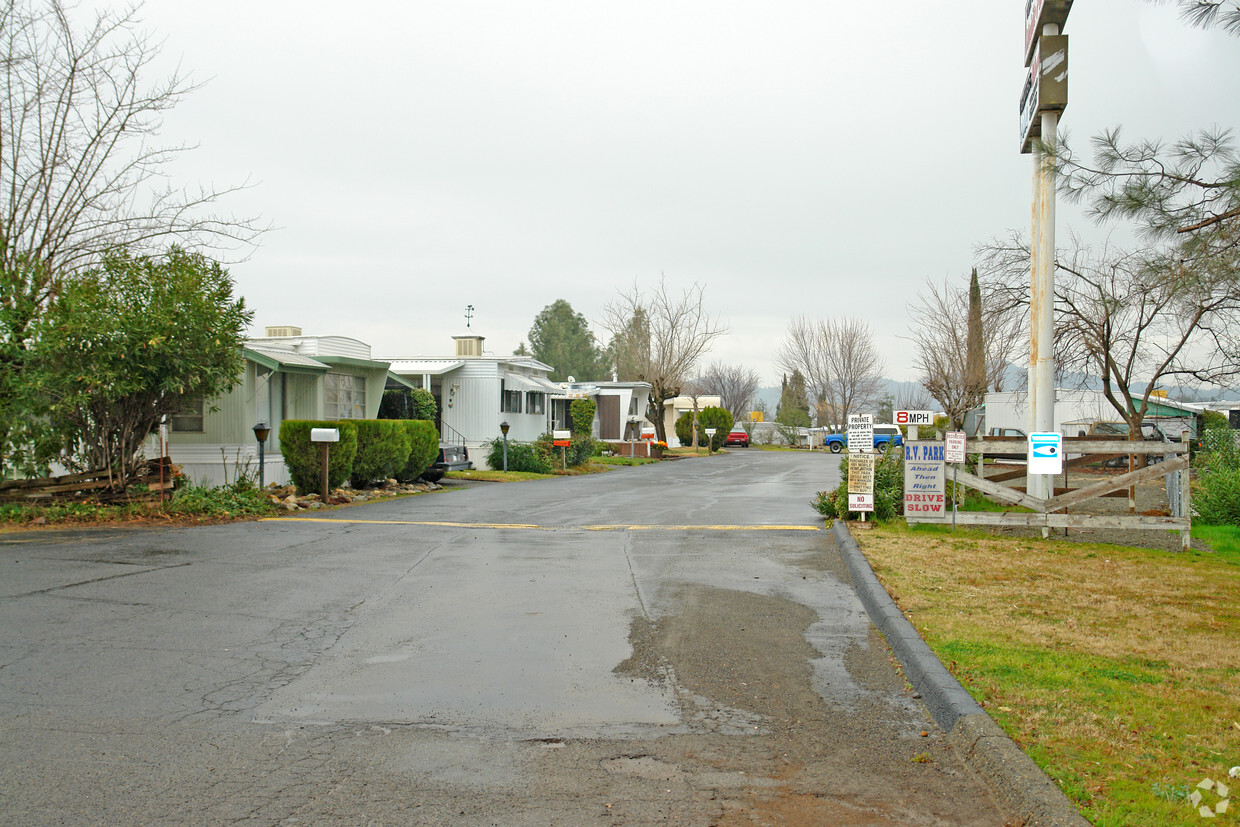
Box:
(1, 1), (264, 470)
(984, 230), (1240, 447)
(909, 270), (1024, 430)
(776, 316), (885, 432)
(599, 279), (729, 443)
(696, 361), (761, 422)
(1, 1), (263, 382)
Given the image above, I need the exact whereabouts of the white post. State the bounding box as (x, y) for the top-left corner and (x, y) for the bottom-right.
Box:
(1028, 23), (1060, 505)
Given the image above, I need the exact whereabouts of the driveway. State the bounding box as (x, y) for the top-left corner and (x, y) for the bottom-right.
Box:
(0, 450), (1003, 825)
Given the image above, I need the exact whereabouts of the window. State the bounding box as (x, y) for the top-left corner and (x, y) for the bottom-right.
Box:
(171, 396), (204, 432)
(325, 373), (366, 420)
(502, 388), (522, 413)
(526, 391), (545, 415)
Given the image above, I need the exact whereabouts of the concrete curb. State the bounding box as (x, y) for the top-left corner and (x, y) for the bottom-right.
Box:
(831, 520), (1089, 827)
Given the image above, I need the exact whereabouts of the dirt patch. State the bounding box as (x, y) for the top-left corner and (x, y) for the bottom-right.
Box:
(599, 582), (1008, 826)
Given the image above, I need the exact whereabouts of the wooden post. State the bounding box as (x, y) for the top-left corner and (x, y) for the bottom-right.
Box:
(320, 443), (330, 499)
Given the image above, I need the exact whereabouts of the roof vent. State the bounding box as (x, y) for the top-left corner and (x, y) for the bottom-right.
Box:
(265, 325), (302, 337)
(453, 335), (485, 357)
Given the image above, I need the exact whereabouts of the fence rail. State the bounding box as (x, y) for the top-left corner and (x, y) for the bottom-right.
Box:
(906, 437), (1192, 549)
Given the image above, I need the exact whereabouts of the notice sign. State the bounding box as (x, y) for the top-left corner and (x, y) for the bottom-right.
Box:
(1028, 432), (1063, 474)
(848, 493), (875, 512)
(904, 441), (946, 523)
(847, 413), (873, 453)
(945, 431), (967, 464)
(848, 452), (875, 494)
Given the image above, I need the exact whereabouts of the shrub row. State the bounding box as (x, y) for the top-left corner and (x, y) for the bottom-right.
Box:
(279, 419), (438, 494)
(483, 432), (598, 474)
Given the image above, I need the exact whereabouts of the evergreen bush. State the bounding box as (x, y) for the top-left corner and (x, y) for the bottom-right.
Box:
(569, 397), (596, 437)
(397, 420), (440, 483)
(349, 419), (411, 488)
(379, 386), (437, 421)
(1194, 426), (1240, 525)
(813, 449), (905, 522)
(485, 438), (553, 474)
(279, 420), (358, 495)
(674, 406), (734, 450)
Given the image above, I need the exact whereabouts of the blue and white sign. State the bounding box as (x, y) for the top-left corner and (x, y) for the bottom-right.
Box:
(1028, 431), (1063, 474)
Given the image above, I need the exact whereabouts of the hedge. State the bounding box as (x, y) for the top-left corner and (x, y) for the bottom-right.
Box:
(349, 419), (412, 488)
(279, 420), (359, 495)
(398, 420), (440, 483)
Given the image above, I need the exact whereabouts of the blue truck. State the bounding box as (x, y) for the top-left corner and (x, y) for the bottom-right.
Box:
(822, 424), (904, 453)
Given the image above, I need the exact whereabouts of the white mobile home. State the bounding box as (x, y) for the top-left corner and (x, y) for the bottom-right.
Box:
(159, 328), (407, 486)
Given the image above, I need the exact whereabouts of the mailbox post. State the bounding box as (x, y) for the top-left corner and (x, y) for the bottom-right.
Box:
(310, 428), (340, 498)
(704, 428), (717, 454)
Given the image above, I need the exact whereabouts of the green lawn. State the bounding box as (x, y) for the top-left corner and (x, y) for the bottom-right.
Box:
(858, 522), (1240, 826)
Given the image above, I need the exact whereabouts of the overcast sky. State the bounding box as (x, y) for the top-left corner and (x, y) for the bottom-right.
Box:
(123, 0), (1240, 384)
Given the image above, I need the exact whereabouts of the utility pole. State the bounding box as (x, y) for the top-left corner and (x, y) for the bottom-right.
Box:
(1020, 1), (1072, 501)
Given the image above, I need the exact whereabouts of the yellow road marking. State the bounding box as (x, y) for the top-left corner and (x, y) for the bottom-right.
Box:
(261, 517), (820, 532)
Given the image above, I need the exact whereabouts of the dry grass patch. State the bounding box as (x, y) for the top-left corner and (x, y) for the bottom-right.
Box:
(857, 523), (1240, 826)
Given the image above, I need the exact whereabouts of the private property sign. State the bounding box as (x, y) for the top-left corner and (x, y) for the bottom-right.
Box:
(904, 441), (946, 523)
(847, 413), (873, 453)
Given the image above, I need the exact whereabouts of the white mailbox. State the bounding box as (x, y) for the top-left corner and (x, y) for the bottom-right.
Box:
(310, 428), (340, 443)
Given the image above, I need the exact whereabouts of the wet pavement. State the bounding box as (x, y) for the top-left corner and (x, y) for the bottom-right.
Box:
(0, 450), (1006, 824)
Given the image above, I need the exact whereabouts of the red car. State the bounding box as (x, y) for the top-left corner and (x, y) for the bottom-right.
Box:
(725, 427), (750, 447)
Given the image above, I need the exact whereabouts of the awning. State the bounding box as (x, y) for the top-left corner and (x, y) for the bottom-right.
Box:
(387, 359), (466, 377)
(244, 346), (329, 376)
(503, 375), (546, 393)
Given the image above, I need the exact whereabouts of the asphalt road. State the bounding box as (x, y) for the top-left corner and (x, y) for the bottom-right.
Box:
(0, 449), (1005, 825)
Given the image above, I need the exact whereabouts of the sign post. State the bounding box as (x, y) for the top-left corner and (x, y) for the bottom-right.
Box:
(1022, 0), (1072, 501)
(945, 430), (967, 529)
(310, 428), (340, 499)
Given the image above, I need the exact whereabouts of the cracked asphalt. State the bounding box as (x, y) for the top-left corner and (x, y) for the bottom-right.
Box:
(0, 450), (1006, 825)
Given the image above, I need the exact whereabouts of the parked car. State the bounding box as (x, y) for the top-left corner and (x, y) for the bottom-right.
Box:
(725, 426), (750, 448)
(1085, 420), (1169, 466)
(421, 443), (472, 482)
(985, 427), (1028, 462)
(823, 424), (903, 453)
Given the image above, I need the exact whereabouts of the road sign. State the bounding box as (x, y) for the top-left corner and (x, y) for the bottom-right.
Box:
(1028, 432), (1063, 474)
(945, 431), (967, 464)
(847, 414), (873, 453)
(895, 410), (932, 426)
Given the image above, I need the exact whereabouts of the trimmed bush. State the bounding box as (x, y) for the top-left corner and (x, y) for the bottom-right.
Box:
(279, 420), (358, 495)
(397, 419), (440, 483)
(674, 406), (734, 451)
(569, 397), (596, 437)
(349, 419), (411, 488)
(485, 438), (553, 474)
